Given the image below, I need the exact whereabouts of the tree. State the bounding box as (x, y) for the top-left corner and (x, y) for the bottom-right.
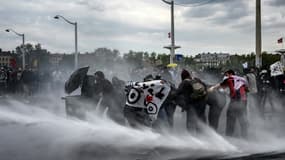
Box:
(157, 54), (170, 65)
(150, 52), (157, 64)
(35, 43), (42, 51)
(143, 52), (149, 61)
(123, 50), (144, 68)
(262, 51), (280, 69)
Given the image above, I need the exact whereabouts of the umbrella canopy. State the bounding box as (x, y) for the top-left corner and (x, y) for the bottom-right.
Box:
(167, 63), (178, 68)
(64, 66), (90, 94)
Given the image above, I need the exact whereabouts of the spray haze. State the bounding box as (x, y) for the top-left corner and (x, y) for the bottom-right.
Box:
(1, 77), (285, 160)
(0, 97), (236, 160)
(1, 55), (285, 159)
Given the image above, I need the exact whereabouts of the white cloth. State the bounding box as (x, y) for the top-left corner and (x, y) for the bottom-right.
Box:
(270, 61), (284, 77)
(223, 75), (248, 90)
(125, 80), (171, 122)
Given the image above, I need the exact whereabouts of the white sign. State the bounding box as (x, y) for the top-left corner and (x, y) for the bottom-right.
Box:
(242, 62), (248, 69)
(270, 61), (284, 77)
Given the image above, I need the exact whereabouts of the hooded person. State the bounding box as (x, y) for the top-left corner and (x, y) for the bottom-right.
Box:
(94, 71), (124, 124)
(112, 76), (126, 110)
(175, 69), (208, 133)
(81, 75), (95, 98)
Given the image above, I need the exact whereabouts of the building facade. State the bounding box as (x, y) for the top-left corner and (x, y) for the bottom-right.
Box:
(49, 53), (64, 68)
(0, 49), (17, 68)
(194, 52), (230, 68)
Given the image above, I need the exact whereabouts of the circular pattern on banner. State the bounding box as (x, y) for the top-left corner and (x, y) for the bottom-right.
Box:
(0, 72), (7, 81)
(146, 102), (157, 114)
(127, 88), (141, 104)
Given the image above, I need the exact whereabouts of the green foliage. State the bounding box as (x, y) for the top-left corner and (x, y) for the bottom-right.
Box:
(15, 43), (50, 70)
(262, 51), (280, 69)
(150, 52), (157, 64)
(12, 43), (284, 74)
(123, 50), (144, 68)
(157, 54), (170, 65)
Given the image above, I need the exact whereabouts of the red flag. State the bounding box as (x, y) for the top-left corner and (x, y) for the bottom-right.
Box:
(168, 32), (171, 38)
(277, 37), (283, 44)
(10, 58), (17, 68)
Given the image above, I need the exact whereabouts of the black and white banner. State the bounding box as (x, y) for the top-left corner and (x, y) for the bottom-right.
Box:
(270, 61), (284, 77)
(125, 80), (171, 122)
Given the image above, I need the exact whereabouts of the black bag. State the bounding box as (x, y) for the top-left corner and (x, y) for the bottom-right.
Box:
(189, 79), (207, 100)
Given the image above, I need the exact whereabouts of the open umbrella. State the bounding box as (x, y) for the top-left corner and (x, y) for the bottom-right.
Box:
(64, 66), (89, 94)
(167, 63), (178, 68)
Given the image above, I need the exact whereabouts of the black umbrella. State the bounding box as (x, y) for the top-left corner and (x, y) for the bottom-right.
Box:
(65, 66), (90, 94)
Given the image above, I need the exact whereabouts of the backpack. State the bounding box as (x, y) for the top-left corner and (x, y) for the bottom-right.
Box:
(189, 79), (207, 100)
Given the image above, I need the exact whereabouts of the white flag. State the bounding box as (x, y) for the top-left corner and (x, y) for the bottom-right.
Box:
(242, 62), (248, 69)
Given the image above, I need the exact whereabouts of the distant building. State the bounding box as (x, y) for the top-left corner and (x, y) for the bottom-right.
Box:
(0, 49), (17, 68)
(49, 54), (64, 68)
(25, 49), (50, 70)
(194, 52), (230, 68)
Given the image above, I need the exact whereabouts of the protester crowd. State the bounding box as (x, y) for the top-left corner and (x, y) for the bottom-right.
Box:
(0, 66), (68, 97)
(1, 63), (285, 138)
(63, 65), (285, 138)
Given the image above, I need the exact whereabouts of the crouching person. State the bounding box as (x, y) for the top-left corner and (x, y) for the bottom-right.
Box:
(123, 79), (171, 128)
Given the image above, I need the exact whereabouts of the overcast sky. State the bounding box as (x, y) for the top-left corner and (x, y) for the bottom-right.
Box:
(0, 0), (284, 56)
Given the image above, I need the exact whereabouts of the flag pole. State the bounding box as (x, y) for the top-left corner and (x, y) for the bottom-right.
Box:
(281, 37), (284, 49)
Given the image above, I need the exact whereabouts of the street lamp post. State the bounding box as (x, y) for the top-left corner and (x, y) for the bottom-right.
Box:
(54, 15), (78, 69)
(256, 0), (262, 68)
(5, 29), (25, 69)
(162, 0), (180, 64)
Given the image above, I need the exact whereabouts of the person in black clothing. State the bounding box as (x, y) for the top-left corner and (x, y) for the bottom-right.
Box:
(152, 74), (175, 130)
(112, 76), (126, 109)
(94, 71), (124, 124)
(161, 83), (177, 129)
(81, 75), (96, 98)
(158, 67), (177, 129)
(207, 88), (227, 130)
(155, 66), (176, 128)
(21, 68), (35, 96)
(0, 67), (8, 95)
(176, 69), (208, 133)
(94, 71), (114, 100)
(8, 68), (18, 94)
